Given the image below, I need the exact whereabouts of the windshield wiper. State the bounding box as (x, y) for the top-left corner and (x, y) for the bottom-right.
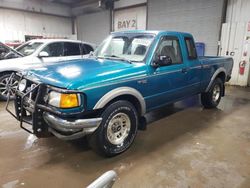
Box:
(100, 55), (132, 64)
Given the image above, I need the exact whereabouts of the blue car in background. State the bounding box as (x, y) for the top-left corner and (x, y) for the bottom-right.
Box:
(7, 30), (233, 157)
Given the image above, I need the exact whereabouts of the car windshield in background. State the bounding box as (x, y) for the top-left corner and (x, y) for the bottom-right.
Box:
(0, 43), (11, 60)
(95, 34), (155, 62)
(16, 42), (43, 56)
(0, 42), (23, 60)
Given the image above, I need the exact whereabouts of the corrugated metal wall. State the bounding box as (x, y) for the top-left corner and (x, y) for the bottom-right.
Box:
(147, 0), (225, 56)
(76, 11), (110, 45)
(114, 0), (147, 9)
(226, 0), (250, 22)
(224, 0), (250, 86)
(0, 8), (72, 42)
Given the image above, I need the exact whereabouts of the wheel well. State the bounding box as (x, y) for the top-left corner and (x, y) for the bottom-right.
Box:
(104, 94), (142, 116)
(0, 71), (16, 77)
(217, 72), (226, 83)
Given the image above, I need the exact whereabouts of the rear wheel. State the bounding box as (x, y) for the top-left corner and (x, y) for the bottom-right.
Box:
(0, 73), (18, 101)
(88, 100), (138, 157)
(201, 78), (223, 108)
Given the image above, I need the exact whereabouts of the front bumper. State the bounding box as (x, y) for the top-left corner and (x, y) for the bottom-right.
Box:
(6, 73), (101, 140)
(43, 113), (102, 140)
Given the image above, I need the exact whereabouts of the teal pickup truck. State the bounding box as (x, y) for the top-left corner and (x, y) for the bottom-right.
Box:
(7, 30), (233, 156)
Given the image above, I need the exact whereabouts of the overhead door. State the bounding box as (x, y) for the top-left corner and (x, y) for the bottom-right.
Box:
(147, 0), (224, 56)
(77, 11), (110, 44)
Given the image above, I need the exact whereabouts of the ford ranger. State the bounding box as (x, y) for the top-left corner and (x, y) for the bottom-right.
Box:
(6, 30), (233, 157)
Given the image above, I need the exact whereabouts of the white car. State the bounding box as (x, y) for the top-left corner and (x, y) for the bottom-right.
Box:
(0, 39), (95, 100)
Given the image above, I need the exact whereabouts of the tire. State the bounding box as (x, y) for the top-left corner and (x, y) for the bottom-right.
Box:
(201, 78), (223, 109)
(0, 73), (18, 101)
(88, 100), (138, 157)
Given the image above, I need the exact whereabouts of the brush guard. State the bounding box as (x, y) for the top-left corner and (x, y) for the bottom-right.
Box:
(5, 73), (49, 137)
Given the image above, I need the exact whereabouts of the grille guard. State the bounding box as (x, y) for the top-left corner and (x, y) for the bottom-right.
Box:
(5, 73), (42, 134)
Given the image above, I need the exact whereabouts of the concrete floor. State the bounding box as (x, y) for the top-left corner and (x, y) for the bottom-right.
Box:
(0, 86), (250, 188)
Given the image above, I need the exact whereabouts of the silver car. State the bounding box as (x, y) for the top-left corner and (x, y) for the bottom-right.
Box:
(0, 39), (95, 100)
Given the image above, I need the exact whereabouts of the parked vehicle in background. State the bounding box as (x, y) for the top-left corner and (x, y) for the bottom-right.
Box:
(7, 30), (233, 157)
(0, 39), (95, 100)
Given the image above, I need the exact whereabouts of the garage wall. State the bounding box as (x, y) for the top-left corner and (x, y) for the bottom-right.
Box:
(226, 0), (250, 22)
(0, 0), (71, 17)
(76, 11), (110, 45)
(0, 8), (72, 42)
(114, 0), (147, 9)
(147, 0), (225, 56)
(223, 0), (250, 86)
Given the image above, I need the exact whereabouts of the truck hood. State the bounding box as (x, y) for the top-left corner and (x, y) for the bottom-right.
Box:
(25, 58), (147, 90)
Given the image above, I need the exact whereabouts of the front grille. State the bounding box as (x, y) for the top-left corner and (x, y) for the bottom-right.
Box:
(21, 79), (39, 102)
(16, 80), (39, 106)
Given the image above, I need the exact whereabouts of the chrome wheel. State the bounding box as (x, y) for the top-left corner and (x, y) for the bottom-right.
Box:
(0, 76), (18, 98)
(107, 113), (131, 145)
(212, 84), (220, 102)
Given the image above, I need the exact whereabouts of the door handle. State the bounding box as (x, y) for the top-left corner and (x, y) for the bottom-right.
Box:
(182, 68), (188, 73)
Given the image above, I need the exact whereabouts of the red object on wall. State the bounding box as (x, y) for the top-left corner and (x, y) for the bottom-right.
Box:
(248, 22), (250, 32)
(239, 61), (246, 75)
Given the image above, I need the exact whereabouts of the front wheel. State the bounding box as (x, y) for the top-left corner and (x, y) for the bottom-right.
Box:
(0, 73), (18, 101)
(88, 100), (138, 157)
(201, 78), (223, 108)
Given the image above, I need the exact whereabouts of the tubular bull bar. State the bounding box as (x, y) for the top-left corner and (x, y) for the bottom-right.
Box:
(5, 73), (48, 136)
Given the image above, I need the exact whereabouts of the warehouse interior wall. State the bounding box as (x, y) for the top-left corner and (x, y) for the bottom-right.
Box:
(226, 0), (250, 22)
(114, 0), (147, 9)
(147, 0), (225, 56)
(223, 0), (250, 86)
(0, 8), (73, 42)
(0, 0), (71, 17)
(76, 10), (110, 45)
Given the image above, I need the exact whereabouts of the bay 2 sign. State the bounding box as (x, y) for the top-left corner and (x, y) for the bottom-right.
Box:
(114, 6), (146, 32)
(114, 13), (137, 31)
(117, 18), (137, 31)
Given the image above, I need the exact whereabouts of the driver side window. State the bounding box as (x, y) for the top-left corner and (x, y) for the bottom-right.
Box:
(155, 36), (182, 65)
(42, 42), (64, 57)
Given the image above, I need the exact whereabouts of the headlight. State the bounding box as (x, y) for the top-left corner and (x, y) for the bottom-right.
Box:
(48, 91), (81, 109)
(18, 79), (27, 92)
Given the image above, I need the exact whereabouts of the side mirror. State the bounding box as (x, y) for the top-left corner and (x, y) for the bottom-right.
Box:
(38, 51), (49, 58)
(153, 55), (172, 67)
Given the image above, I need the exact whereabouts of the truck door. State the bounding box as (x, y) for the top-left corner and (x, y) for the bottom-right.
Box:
(146, 35), (190, 109)
(183, 36), (202, 94)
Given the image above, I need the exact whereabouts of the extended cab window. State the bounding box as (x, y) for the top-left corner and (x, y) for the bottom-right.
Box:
(64, 42), (81, 56)
(185, 37), (197, 59)
(155, 36), (182, 64)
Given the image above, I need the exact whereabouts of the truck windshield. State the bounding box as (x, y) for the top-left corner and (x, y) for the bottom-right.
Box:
(95, 34), (154, 62)
(16, 42), (43, 56)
